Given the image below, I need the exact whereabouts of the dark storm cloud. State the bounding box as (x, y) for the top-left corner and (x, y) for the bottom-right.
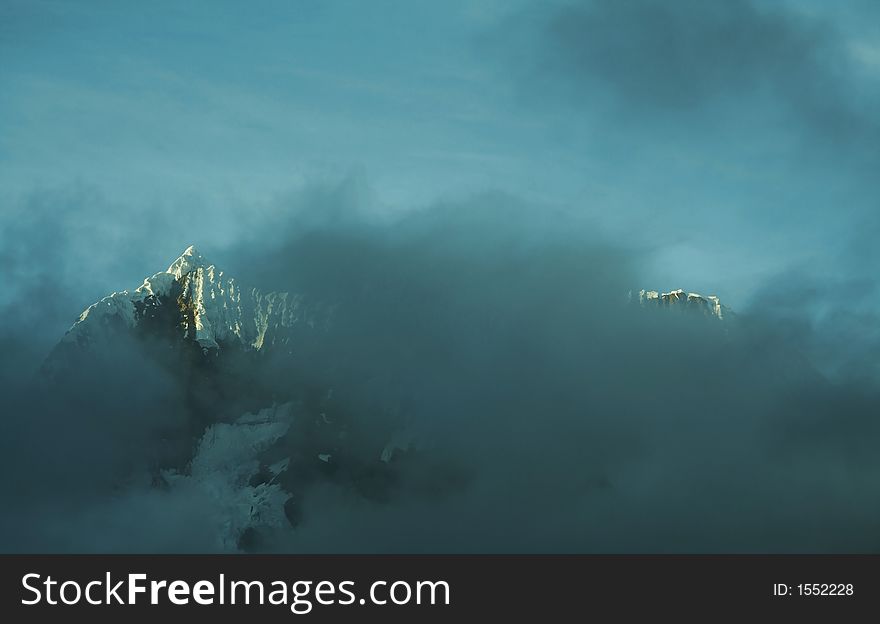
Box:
(216, 181), (880, 554)
(484, 0), (880, 319)
(0, 314), (218, 551)
(746, 269), (880, 384)
(2, 178), (880, 553)
(546, 1), (829, 107)
(496, 0), (879, 152)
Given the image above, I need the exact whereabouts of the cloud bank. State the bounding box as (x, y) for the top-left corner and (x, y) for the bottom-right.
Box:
(1, 1), (879, 553)
(3, 182), (878, 553)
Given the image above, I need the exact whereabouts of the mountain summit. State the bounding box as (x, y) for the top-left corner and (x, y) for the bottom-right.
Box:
(38, 246), (405, 550)
(167, 244), (210, 279)
(637, 288), (728, 321)
(55, 245), (328, 354)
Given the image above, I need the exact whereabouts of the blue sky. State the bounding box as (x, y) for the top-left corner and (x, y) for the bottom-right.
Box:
(2, 0), (879, 311)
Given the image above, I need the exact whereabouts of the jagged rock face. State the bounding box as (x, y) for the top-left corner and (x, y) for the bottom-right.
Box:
(637, 288), (728, 321)
(37, 246), (415, 551)
(55, 245), (330, 354)
(41, 246), (334, 427)
(39, 246), (331, 448)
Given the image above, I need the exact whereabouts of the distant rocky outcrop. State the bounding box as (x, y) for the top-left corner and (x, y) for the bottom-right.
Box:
(636, 288), (728, 321)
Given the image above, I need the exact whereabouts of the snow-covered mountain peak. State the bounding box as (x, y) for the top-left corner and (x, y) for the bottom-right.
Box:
(55, 246), (328, 354)
(167, 245), (210, 279)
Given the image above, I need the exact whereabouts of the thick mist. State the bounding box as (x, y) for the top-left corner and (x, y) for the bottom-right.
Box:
(1, 188), (880, 552)
(225, 195), (880, 553)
